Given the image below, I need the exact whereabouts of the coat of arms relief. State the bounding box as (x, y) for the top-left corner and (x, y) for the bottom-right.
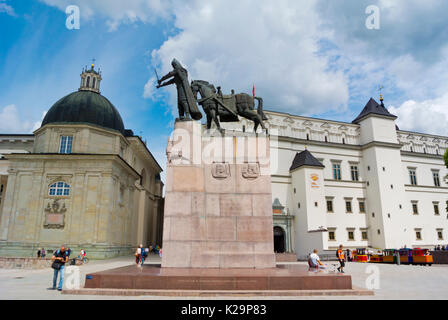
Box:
(43, 199), (67, 229)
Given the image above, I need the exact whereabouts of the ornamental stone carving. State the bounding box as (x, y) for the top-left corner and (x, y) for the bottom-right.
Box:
(43, 199), (67, 229)
(212, 162), (230, 179)
(242, 162), (260, 179)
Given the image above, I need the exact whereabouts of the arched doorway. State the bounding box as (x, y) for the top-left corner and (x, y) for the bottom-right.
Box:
(273, 226), (286, 253)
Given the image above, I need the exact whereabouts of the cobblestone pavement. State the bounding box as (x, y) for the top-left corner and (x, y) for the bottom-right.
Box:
(0, 257), (447, 300)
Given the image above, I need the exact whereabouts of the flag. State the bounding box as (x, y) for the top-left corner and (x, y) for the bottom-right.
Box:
(252, 84), (255, 97)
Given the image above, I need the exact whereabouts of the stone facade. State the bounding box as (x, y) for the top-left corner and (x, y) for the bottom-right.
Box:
(0, 257), (52, 269)
(162, 120), (275, 268)
(221, 102), (448, 259)
(0, 124), (163, 259)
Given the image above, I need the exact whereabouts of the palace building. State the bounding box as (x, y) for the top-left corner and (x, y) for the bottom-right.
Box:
(0, 65), (164, 258)
(224, 96), (448, 259)
(1, 64), (447, 261)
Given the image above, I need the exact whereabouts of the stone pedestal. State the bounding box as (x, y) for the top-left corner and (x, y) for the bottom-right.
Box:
(162, 120), (275, 268)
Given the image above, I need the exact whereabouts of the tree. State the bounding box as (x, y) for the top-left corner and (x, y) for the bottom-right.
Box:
(445, 148), (448, 168)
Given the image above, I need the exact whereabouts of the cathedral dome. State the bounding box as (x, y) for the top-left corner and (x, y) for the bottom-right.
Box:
(41, 64), (125, 134)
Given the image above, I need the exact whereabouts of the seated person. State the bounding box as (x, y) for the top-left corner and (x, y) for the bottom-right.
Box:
(308, 249), (326, 269)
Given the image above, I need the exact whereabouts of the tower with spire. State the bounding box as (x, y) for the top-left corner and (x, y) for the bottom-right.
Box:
(352, 93), (412, 249)
(79, 61), (102, 94)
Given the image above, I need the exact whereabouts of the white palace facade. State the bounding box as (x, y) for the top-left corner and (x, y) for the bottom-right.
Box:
(225, 96), (448, 259)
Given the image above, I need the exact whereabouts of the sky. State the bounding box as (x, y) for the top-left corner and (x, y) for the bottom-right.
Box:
(1, 0), (448, 174)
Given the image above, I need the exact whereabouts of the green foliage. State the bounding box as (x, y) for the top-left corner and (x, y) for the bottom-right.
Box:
(445, 149), (448, 168)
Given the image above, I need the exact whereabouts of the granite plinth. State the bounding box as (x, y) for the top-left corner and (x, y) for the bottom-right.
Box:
(163, 120), (275, 268)
(84, 264), (352, 291)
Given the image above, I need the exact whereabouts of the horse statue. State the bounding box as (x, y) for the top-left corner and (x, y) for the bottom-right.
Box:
(191, 80), (267, 133)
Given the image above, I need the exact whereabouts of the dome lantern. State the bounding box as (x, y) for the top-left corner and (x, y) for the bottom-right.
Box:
(79, 61), (102, 94)
(41, 63), (125, 135)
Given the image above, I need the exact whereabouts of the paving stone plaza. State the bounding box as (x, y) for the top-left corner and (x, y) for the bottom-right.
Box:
(2, 2), (448, 304)
(1, 255), (447, 300)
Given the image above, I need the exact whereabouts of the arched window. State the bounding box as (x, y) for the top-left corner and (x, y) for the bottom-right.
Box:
(86, 76), (90, 88)
(49, 182), (71, 196)
(92, 77), (96, 88)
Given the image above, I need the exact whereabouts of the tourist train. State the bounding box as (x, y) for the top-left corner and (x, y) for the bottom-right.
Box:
(351, 248), (433, 266)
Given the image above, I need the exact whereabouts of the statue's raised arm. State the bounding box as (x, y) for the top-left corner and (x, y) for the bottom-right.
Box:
(156, 59), (202, 121)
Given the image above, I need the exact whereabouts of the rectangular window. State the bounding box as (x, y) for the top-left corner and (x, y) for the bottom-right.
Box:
(59, 136), (73, 154)
(412, 202), (418, 215)
(326, 200), (333, 213)
(359, 201), (366, 213)
(328, 231), (335, 241)
(348, 230), (355, 241)
(332, 163), (341, 180)
(437, 229), (443, 240)
(361, 231), (368, 240)
(433, 171), (441, 187)
(415, 230), (422, 240)
(345, 200), (352, 213)
(434, 203), (440, 215)
(409, 169), (417, 185)
(350, 165), (359, 181)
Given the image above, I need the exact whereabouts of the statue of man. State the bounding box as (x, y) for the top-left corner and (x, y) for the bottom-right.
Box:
(156, 59), (202, 121)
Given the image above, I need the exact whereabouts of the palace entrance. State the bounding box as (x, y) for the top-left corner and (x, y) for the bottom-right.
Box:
(273, 226), (286, 253)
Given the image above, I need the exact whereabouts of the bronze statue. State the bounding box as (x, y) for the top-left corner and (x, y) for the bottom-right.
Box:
(156, 59), (202, 120)
(156, 58), (267, 132)
(191, 80), (267, 132)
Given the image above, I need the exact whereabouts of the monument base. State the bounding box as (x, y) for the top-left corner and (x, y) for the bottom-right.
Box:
(83, 264), (354, 292)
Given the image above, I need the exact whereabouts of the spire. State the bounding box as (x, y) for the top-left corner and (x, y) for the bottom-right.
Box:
(379, 84), (385, 107)
(79, 62), (102, 94)
(352, 96), (397, 124)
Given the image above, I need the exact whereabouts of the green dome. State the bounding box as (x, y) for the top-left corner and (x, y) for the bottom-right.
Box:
(41, 91), (125, 134)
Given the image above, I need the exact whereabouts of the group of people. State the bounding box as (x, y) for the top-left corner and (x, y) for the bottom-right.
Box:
(308, 244), (346, 273)
(36, 248), (46, 259)
(434, 245), (448, 251)
(134, 244), (163, 266)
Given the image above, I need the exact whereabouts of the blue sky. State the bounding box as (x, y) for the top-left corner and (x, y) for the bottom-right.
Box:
(0, 0), (176, 165)
(1, 0), (448, 171)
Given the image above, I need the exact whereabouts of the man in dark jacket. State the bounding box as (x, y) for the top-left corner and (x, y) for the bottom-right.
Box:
(50, 245), (69, 291)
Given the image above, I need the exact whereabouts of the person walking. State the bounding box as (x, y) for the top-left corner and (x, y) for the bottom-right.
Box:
(142, 246), (149, 264)
(337, 245), (346, 273)
(41, 248), (46, 259)
(135, 245), (143, 266)
(78, 249), (86, 264)
(49, 245), (69, 291)
(37, 248), (41, 258)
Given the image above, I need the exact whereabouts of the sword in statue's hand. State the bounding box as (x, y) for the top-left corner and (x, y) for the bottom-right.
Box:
(154, 68), (161, 88)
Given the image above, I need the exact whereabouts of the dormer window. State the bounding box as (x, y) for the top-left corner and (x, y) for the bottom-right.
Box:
(59, 136), (73, 154)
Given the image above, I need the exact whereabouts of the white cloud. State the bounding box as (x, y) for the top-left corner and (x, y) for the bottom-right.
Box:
(316, 0), (448, 101)
(151, 0), (348, 115)
(39, 0), (448, 135)
(389, 93), (448, 136)
(0, 0), (16, 16)
(40, 0), (173, 31)
(143, 76), (157, 99)
(0, 105), (41, 133)
(41, 0), (349, 114)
